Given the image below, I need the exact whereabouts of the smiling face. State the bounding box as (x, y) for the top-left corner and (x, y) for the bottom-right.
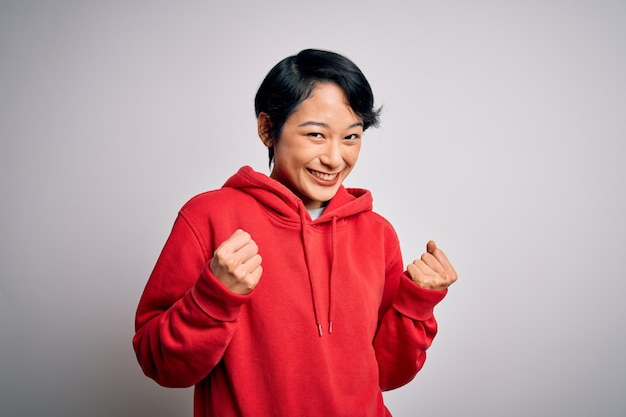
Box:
(259, 83), (364, 209)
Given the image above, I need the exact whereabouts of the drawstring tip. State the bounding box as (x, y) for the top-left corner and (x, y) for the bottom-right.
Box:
(317, 323), (323, 337)
(328, 320), (333, 334)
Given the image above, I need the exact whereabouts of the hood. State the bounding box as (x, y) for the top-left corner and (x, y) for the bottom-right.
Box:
(222, 165), (373, 224)
(222, 166), (373, 336)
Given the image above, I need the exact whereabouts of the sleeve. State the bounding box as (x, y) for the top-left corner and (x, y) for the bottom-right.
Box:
(373, 246), (447, 391)
(132, 211), (251, 388)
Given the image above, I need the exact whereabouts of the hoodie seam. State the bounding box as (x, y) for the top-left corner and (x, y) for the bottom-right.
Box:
(178, 209), (210, 261)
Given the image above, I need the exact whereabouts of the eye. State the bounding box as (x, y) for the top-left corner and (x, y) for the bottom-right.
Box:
(344, 133), (361, 140)
(307, 132), (324, 139)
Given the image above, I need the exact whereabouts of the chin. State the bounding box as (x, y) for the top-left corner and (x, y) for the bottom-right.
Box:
(313, 191), (339, 205)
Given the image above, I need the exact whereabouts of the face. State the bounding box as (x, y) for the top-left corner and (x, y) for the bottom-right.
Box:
(260, 83), (363, 209)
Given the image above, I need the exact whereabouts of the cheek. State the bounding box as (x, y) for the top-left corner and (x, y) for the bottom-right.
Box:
(274, 137), (307, 164)
(345, 145), (361, 166)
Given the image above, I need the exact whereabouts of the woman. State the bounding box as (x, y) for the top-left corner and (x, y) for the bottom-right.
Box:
(133, 48), (457, 417)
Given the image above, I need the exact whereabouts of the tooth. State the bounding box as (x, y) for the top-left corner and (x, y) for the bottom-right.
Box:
(311, 170), (336, 180)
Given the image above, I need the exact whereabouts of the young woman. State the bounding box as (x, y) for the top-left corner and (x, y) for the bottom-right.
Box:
(133, 49), (457, 417)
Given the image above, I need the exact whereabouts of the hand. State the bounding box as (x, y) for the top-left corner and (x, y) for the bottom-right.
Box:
(210, 229), (263, 295)
(406, 241), (457, 291)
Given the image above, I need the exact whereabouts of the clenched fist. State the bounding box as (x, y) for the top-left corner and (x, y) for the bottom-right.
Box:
(407, 241), (457, 291)
(210, 229), (263, 295)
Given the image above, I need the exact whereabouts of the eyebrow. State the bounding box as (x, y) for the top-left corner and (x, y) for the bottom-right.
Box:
(297, 121), (364, 129)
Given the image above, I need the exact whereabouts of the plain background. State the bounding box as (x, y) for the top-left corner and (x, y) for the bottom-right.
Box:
(1, 1), (625, 416)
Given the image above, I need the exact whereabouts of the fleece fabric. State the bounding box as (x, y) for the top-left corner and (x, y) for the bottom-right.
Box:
(133, 166), (447, 417)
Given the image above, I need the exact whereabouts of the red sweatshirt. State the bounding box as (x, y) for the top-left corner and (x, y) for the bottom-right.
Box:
(133, 166), (447, 417)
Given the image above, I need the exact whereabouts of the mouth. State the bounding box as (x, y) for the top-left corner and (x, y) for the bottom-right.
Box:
(307, 168), (340, 182)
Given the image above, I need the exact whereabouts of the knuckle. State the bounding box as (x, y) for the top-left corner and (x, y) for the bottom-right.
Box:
(214, 246), (229, 260)
(233, 264), (248, 278)
(224, 258), (240, 272)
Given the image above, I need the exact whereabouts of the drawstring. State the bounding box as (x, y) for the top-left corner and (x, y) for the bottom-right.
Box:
(328, 216), (337, 334)
(299, 206), (338, 337)
(300, 206), (325, 337)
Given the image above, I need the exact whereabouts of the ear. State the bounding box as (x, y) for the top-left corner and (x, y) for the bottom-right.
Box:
(257, 113), (274, 147)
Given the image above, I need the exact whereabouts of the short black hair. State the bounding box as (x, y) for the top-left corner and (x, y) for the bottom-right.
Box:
(254, 49), (381, 165)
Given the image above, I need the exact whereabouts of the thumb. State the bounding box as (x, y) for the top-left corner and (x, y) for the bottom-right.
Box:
(426, 240), (437, 254)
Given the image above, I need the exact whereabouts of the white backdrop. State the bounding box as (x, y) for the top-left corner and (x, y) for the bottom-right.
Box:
(1, 1), (625, 416)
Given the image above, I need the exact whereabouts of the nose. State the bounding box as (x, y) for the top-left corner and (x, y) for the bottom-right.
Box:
(319, 139), (342, 168)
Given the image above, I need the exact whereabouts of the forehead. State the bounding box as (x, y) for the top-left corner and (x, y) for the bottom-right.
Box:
(288, 83), (361, 124)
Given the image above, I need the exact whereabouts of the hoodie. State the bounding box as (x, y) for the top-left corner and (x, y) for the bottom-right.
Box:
(133, 166), (447, 417)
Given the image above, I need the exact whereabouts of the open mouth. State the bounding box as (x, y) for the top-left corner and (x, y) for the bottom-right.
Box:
(307, 169), (339, 182)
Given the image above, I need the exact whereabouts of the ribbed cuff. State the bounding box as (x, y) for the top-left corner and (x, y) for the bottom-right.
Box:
(393, 273), (447, 321)
(190, 264), (252, 322)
